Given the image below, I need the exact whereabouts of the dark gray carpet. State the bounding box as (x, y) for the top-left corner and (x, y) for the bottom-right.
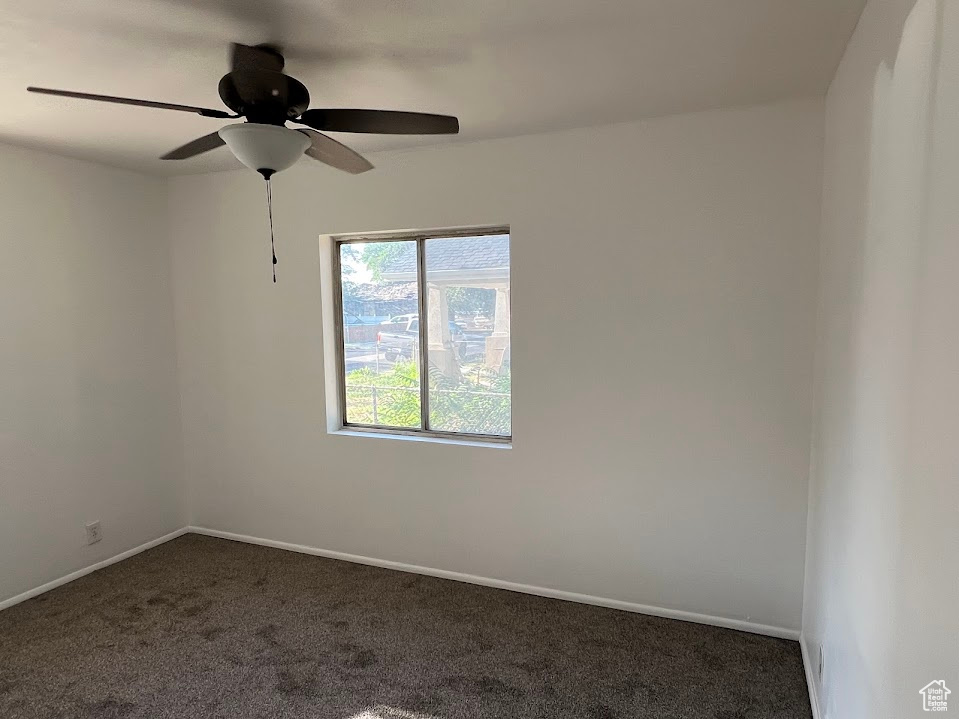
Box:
(0, 534), (811, 719)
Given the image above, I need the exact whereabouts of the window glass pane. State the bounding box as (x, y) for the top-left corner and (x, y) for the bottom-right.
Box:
(424, 234), (511, 436)
(339, 241), (421, 428)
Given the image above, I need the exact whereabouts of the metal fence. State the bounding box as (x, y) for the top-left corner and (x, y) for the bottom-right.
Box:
(345, 384), (510, 426)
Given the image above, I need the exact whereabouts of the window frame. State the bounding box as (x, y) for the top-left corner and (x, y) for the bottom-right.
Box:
(331, 225), (511, 444)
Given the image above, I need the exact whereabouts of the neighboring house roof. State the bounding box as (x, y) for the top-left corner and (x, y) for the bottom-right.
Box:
(381, 234), (510, 282)
(348, 281), (418, 302)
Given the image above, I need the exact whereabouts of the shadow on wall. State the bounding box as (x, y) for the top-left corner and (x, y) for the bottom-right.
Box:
(804, 0), (950, 718)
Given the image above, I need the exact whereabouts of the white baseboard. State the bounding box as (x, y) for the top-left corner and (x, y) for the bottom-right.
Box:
(0, 527), (189, 612)
(0, 524), (802, 643)
(188, 526), (800, 641)
(800, 633), (823, 719)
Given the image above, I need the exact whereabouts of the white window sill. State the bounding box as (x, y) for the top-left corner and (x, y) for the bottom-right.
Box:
(331, 428), (512, 450)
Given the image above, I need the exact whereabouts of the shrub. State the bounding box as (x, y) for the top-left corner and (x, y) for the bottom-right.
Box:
(345, 361), (510, 436)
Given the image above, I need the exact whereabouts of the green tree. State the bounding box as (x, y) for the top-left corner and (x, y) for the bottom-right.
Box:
(361, 242), (407, 280)
(445, 287), (495, 320)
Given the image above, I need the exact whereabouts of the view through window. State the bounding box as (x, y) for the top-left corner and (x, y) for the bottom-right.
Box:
(336, 229), (511, 439)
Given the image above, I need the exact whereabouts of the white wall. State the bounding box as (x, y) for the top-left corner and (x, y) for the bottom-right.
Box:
(0, 144), (183, 604)
(803, 0), (959, 716)
(168, 98), (823, 633)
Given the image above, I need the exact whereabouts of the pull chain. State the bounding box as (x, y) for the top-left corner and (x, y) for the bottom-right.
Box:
(266, 177), (277, 283)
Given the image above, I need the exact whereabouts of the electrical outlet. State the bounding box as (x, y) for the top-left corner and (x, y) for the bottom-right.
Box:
(85, 521), (102, 545)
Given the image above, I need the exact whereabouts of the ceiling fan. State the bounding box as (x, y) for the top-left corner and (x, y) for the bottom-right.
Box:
(27, 42), (460, 178)
(27, 43), (460, 283)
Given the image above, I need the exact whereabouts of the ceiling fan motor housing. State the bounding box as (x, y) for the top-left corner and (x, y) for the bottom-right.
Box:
(27, 43), (458, 173)
(218, 123), (311, 178)
(218, 70), (310, 124)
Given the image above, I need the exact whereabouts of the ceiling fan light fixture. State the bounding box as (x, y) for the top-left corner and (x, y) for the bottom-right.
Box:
(28, 42), (460, 285)
(218, 123), (310, 178)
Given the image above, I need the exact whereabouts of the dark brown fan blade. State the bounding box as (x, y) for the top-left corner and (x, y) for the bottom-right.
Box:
(296, 109), (459, 134)
(297, 130), (373, 174)
(230, 43), (284, 72)
(27, 87), (232, 118)
(161, 132), (226, 160)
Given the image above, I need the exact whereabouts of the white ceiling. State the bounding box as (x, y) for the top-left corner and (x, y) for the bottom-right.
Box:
(0, 0), (866, 175)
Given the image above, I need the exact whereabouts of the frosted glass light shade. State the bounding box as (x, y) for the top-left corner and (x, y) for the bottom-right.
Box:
(218, 123), (310, 176)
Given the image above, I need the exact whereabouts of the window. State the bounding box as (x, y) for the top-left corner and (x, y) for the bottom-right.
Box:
(333, 228), (511, 442)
